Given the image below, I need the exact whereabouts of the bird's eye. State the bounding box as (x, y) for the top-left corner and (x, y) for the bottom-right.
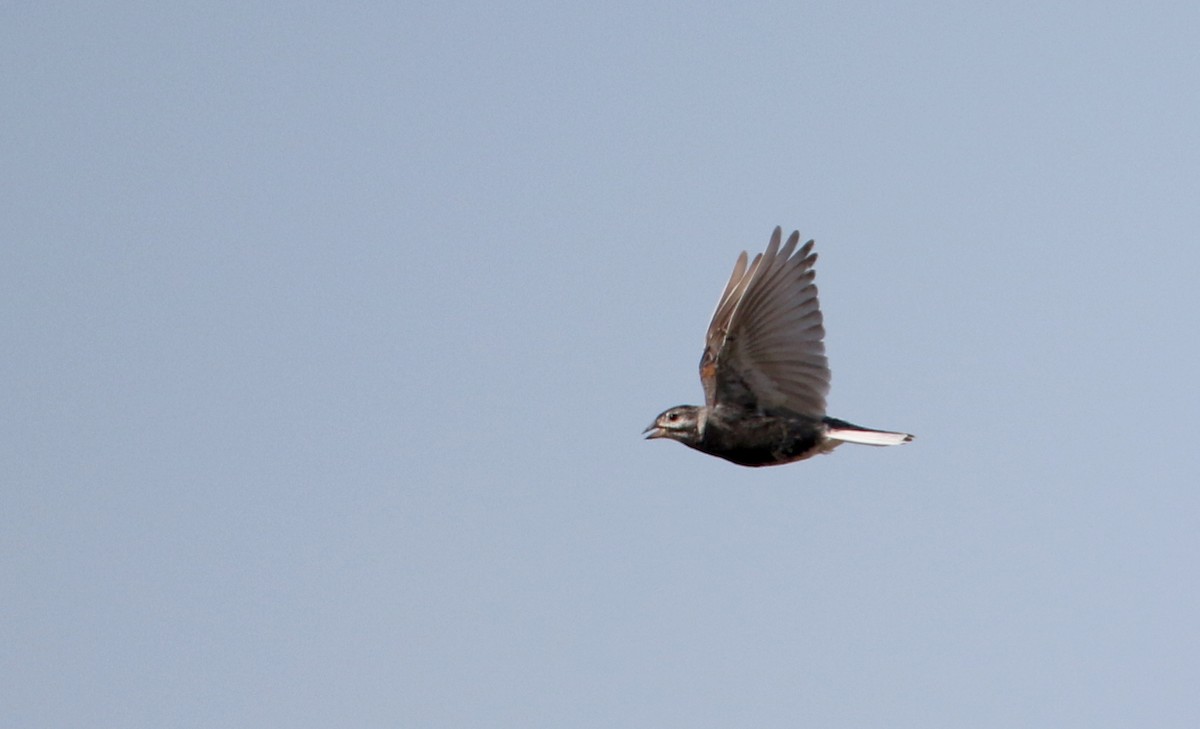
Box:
(667, 413), (679, 421)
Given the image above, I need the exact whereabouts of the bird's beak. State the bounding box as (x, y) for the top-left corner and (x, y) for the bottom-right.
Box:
(643, 423), (666, 439)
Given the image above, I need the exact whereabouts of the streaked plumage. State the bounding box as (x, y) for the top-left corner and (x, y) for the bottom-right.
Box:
(644, 227), (913, 467)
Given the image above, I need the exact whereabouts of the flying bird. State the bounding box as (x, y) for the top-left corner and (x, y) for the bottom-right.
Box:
(644, 227), (913, 467)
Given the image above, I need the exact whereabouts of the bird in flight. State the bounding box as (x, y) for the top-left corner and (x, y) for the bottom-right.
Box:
(644, 227), (913, 467)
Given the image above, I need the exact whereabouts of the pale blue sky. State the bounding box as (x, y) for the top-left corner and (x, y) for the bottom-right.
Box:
(4, 3), (1199, 727)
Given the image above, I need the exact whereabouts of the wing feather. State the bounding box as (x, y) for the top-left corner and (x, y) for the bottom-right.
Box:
(699, 227), (830, 415)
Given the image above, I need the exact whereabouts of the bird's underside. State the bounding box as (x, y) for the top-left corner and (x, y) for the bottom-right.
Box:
(691, 409), (831, 467)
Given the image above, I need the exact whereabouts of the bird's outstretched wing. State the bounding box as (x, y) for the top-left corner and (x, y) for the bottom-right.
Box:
(699, 227), (830, 416)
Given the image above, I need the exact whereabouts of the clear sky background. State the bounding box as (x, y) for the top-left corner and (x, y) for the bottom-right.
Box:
(4, 3), (1199, 727)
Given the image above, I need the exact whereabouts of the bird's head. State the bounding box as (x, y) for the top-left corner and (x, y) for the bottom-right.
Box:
(643, 405), (704, 444)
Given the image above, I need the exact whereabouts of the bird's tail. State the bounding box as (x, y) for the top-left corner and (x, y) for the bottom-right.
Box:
(824, 418), (914, 447)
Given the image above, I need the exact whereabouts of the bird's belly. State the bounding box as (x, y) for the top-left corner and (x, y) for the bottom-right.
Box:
(698, 416), (828, 467)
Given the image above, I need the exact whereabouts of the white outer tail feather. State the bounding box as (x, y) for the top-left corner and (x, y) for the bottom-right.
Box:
(825, 427), (914, 447)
